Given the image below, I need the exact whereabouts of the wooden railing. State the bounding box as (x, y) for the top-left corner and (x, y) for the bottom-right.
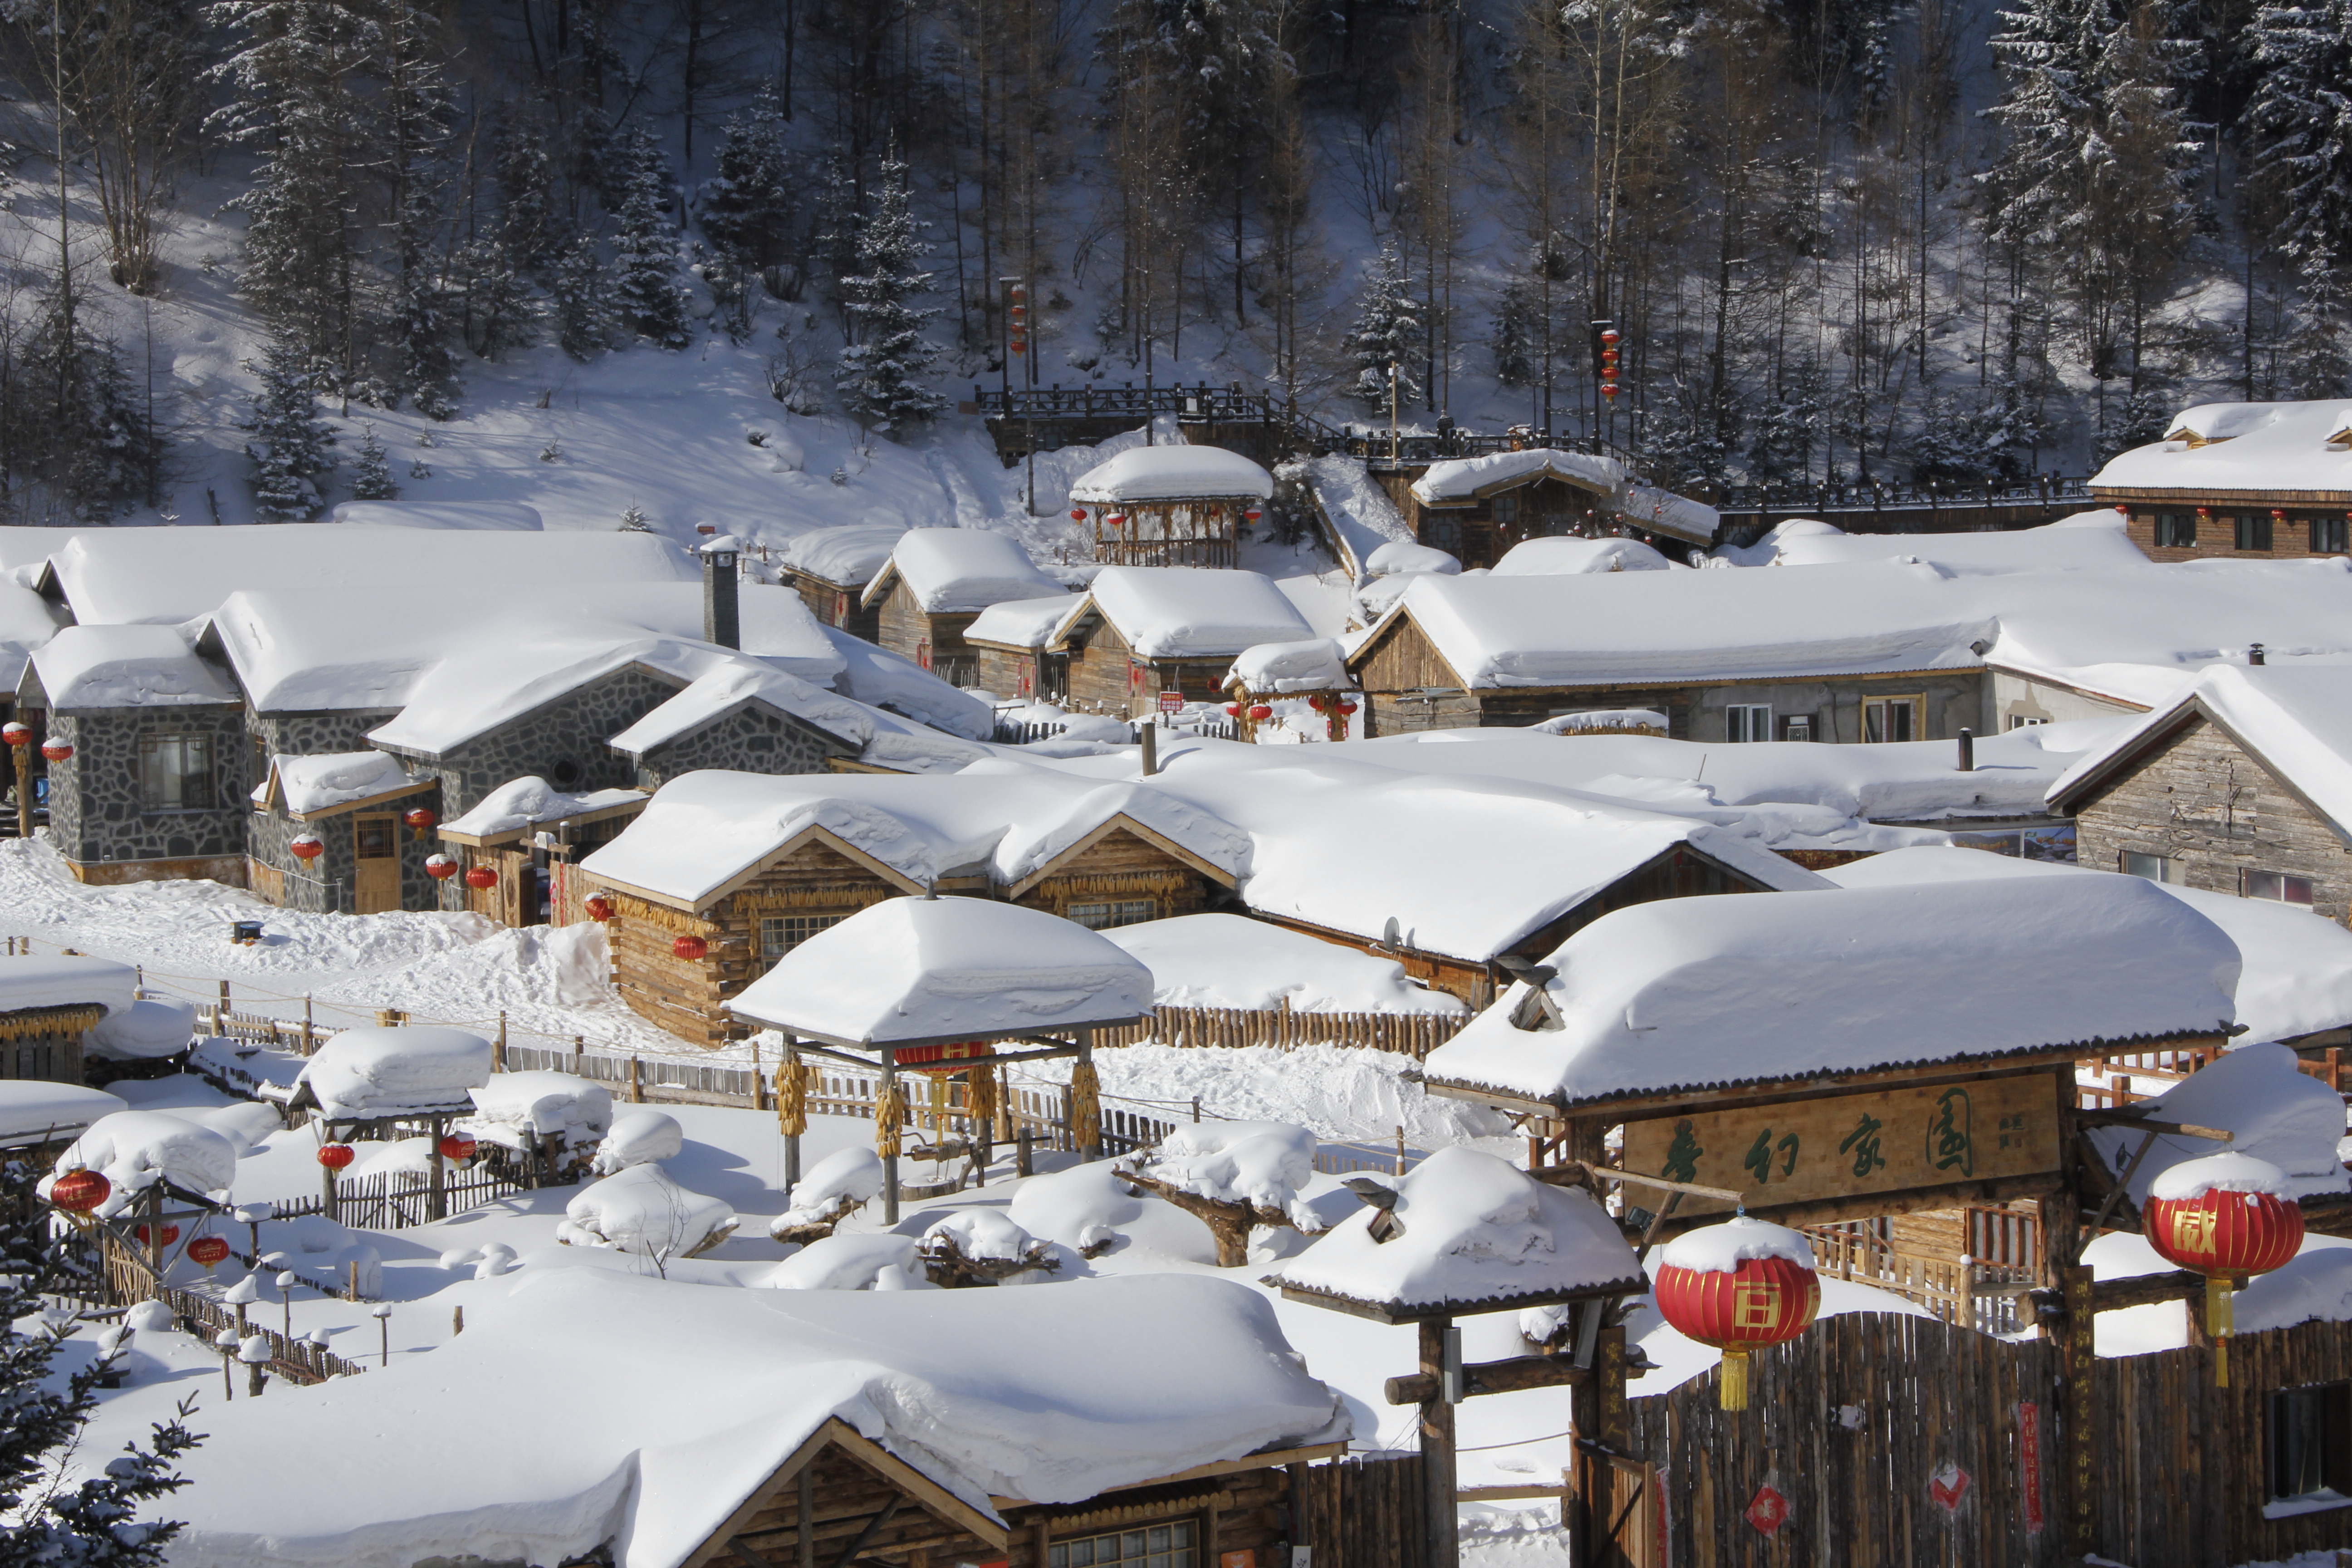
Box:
(2075, 1046), (2350, 1111)
(1805, 1226), (2036, 1336)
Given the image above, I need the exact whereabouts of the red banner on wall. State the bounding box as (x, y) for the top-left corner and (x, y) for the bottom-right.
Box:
(2017, 1400), (2045, 1535)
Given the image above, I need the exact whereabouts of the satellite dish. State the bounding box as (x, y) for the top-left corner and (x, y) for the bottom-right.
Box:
(1382, 916), (1401, 948)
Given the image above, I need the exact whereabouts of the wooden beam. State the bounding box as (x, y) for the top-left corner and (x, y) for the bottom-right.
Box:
(1643, 1175), (2065, 1242)
(826, 1498), (902, 1568)
(1387, 1354), (1591, 1405)
(733, 1543), (778, 1568)
(1456, 1484), (1570, 1502)
(2072, 1106), (2234, 1142)
(1532, 1161), (1743, 1205)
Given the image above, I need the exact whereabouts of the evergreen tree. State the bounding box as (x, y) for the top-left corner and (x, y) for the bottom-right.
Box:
(2282, 254), (2352, 398)
(20, 283), (162, 522)
(380, 0), (458, 416)
(1981, 0), (2105, 254)
(834, 152), (944, 437)
(494, 122), (561, 279)
(612, 129), (691, 348)
(700, 88), (800, 296)
(618, 501), (652, 532)
(1343, 245), (1422, 415)
(552, 237), (610, 360)
(349, 422), (397, 498)
(2244, 0), (2352, 272)
(243, 338), (336, 519)
(811, 154), (862, 315)
(1490, 284), (1536, 388)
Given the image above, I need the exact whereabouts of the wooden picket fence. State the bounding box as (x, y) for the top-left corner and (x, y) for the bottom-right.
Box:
(1298, 1452), (1428, 1568)
(1093, 1003), (1465, 1060)
(2077, 1044), (2349, 1110)
(271, 1165), (529, 1230)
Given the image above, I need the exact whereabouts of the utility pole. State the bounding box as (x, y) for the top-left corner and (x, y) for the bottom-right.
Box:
(1389, 362), (1401, 466)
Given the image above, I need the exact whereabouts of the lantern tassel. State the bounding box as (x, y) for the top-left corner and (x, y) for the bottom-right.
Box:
(2209, 1274), (2234, 1388)
(777, 1060), (808, 1137)
(876, 1082), (906, 1159)
(1720, 1345), (1750, 1411)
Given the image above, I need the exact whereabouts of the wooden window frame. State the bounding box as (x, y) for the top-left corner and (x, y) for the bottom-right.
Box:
(2314, 516), (2350, 554)
(1861, 696), (1924, 745)
(1046, 1514), (1204, 1568)
(2155, 512), (2197, 549)
(2269, 1382), (2352, 1501)
(758, 911), (852, 970)
(2243, 868), (2316, 906)
(2121, 851), (2180, 885)
(1064, 898), (1159, 931)
(2236, 512), (2274, 552)
(137, 732), (216, 813)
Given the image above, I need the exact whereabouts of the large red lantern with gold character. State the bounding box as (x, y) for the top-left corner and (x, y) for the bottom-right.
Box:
(1651, 1217), (1820, 1409)
(2143, 1152), (2303, 1387)
(48, 1169), (109, 1214)
(40, 740), (71, 763)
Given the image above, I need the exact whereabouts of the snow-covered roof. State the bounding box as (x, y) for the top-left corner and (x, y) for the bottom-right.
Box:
(1491, 537), (1676, 576)
(51, 1109), (235, 1208)
(1296, 455), (1416, 583)
(441, 777), (646, 841)
(603, 661), (875, 758)
(778, 523), (910, 587)
(26, 624), (238, 710)
(1823, 845), (2352, 1046)
(1266, 1147), (1642, 1318)
(867, 529), (1062, 614)
(1102, 913), (1464, 1015)
(962, 593), (1082, 650)
(1065, 567), (1315, 659)
(328, 501), (544, 530)
(1365, 540), (1460, 577)
(1411, 449), (1626, 506)
(1770, 511), (2150, 574)
(1367, 560), (1994, 690)
(2093, 397), (2352, 495)
(1068, 445), (1274, 504)
(2081, 1043), (2352, 1206)
(163, 1267), (1345, 1568)
(1423, 875), (2239, 1109)
(0, 954), (137, 1017)
(47, 526), (698, 626)
(1619, 483), (1719, 544)
(87, 997), (196, 1061)
(2048, 664), (2352, 835)
(262, 751), (421, 816)
(822, 626), (995, 744)
(727, 895), (1154, 1046)
(0, 577), (64, 693)
(0, 1080), (124, 1144)
(1228, 637), (1354, 694)
(293, 1025), (495, 1121)
(578, 763), (1249, 911)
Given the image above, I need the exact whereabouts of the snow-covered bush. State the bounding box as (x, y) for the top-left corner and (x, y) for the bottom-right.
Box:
(1008, 1161), (1144, 1257)
(293, 1026), (493, 1121)
(589, 1109), (683, 1176)
(918, 1210), (1057, 1286)
(771, 1146), (884, 1242)
(765, 1231), (921, 1290)
(1130, 1122), (1322, 1232)
(86, 997), (197, 1062)
(558, 1164), (738, 1259)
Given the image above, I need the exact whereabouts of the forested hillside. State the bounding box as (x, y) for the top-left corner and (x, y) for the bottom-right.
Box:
(0, 0), (2339, 527)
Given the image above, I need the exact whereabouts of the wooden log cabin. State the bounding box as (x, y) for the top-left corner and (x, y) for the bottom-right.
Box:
(778, 524), (906, 644)
(575, 769), (1247, 1046)
(2091, 398), (2352, 563)
(1054, 568), (1314, 719)
(1392, 449), (1718, 569)
(965, 594), (1079, 703)
(2048, 663), (2352, 926)
(437, 777), (651, 929)
(1068, 444), (1276, 569)
(0, 955), (138, 1087)
(861, 529), (1067, 688)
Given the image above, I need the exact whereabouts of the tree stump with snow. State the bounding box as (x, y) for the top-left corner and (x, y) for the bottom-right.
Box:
(916, 1227), (1060, 1288)
(1122, 1170), (1301, 1269)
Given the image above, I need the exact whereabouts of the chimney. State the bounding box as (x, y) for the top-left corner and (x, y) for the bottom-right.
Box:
(701, 535), (742, 650)
(1138, 721), (1158, 778)
(2249, 642), (2267, 666)
(1956, 727), (1974, 772)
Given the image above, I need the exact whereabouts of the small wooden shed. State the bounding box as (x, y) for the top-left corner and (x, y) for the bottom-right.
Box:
(860, 530), (1066, 688)
(1068, 444), (1276, 569)
(0, 955), (139, 1086)
(1053, 567), (1315, 719)
(249, 751), (441, 915)
(965, 594), (1080, 702)
(778, 523), (906, 643)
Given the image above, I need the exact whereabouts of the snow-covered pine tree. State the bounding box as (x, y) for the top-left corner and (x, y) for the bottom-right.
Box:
(834, 152), (944, 437)
(552, 237), (610, 360)
(1980, 0), (2103, 252)
(243, 337), (337, 519)
(700, 88), (800, 297)
(619, 501), (652, 532)
(0, 1156), (201, 1565)
(379, 0), (457, 416)
(2246, 0), (2352, 291)
(350, 422), (397, 498)
(612, 130), (691, 348)
(811, 154), (862, 315)
(1344, 245), (1422, 414)
(2282, 253), (2352, 398)
(495, 121), (561, 279)
(1490, 283), (1536, 387)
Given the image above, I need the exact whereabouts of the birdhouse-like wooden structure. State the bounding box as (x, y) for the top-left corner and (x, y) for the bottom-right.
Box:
(1069, 445), (1275, 569)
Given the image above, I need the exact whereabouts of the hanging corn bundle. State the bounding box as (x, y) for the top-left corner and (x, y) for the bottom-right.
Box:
(875, 1080), (908, 1158)
(776, 1058), (808, 1137)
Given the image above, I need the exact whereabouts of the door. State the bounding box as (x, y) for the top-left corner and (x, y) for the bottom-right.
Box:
(353, 814), (400, 914)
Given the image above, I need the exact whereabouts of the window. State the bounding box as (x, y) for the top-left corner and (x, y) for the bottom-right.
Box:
(2122, 851), (2181, 884)
(2155, 512), (2196, 549)
(2008, 714), (2049, 730)
(1782, 715), (1814, 742)
(1725, 704), (1773, 744)
(1049, 1521), (1198, 1568)
(2271, 1384), (2352, 1501)
(2244, 869), (2316, 906)
(1862, 697), (1921, 744)
(2315, 517), (2350, 554)
(138, 735), (214, 812)
(1425, 517), (1460, 554)
(353, 816), (396, 858)
(2237, 513), (2274, 551)
(1066, 899), (1157, 930)
(1491, 492), (1520, 525)
(760, 913), (846, 968)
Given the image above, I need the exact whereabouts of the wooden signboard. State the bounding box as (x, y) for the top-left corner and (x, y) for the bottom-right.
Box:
(1619, 1072), (2061, 1218)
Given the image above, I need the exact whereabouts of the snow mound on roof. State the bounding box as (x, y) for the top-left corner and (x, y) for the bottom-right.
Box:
(330, 501), (544, 530)
(1710, 517), (1843, 567)
(780, 523), (908, 586)
(1130, 1121), (1322, 1231)
(1771, 513), (2148, 574)
(2095, 398), (2352, 494)
(1084, 567), (1315, 658)
(270, 751), (412, 814)
(1102, 914), (1462, 1015)
(2084, 1043), (2352, 1204)
(1266, 1146), (1640, 1312)
(2147, 1149), (2291, 1202)
(1069, 444), (1274, 504)
(558, 1163), (738, 1256)
(0, 954), (138, 1016)
(1424, 876), (2239, 1106)
(443, 776), (644, 839)
(1410, 449), (1624, 505)
(1298, 455), (1416, 582)
(87, 996), (196, 1061)
(1620, 483), (1718, 543)
(463, 1071), (612, 1150)
(821, 626), (994, 740)
(50, 1110), (235, 1209)
(884, 528), (1061, 613)
(1657, 1215), (1815, 1274)
(965, 593), (1080, 648)
(730, 897), (1153, 1045)
(592, 1109), (684, 1175)
(1229, 638), (1353, 693)
(1366, 540), (1460, 577)
(294, 1025), (495, 1120)
(0, 1081), (125, 1142)
(607, 661), (873, 756)
(1493, 537), (1674, 575)
(31, 624), (237, 709)
(767, 1230), (919, 1289)
(776, 1146), (885, 1235)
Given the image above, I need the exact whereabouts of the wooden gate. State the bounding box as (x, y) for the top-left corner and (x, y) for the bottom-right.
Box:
(353, 813), (400, 914)
(1299, 1452), (1425, 1568)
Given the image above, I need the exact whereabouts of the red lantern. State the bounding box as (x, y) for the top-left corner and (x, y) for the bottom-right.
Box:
(289, 835), (324, 862)
(1308, 694), (1328, 711)
(1, 722), (27, 746)
(404, 806), (437, 838)
(1071, 509), (1088, 522)
(673, 933), (710, 961)
(1340, 701), (1358, 716)
(436, 1132), (477, 1163)
(1106, 514), (1126, 528)
(48, 1168), (108, 1214)
(2143, 1153), (2304, 1387)
(1245, 508), (1263, 523)
(1225, 703), (1240, 716)
(425, 854), (457, 880)
(187, 1235), (231, 1270)
(1601, 382), (1621, 402)
(585, 895), (616, 922)
(464, 865), (497, 890)
(40, 740), (71, 763)
(316, 1143), (355, 1172)
(135, 1223), (181, 1248)
(1249, 704), (1273, 721)
(1651, 1218), (1821, 1410)
(1601, 328), (1621, 346)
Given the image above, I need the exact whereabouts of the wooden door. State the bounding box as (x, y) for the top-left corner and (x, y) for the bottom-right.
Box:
(353, 814), (400, 914)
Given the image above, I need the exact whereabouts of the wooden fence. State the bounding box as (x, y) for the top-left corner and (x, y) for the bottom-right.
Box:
(271, 1165), (530, 1231)
(1805, 1227), (2037, 1336)
(1093, 1004), (1465, 1060)
(1298, 1452), (1427, 1568)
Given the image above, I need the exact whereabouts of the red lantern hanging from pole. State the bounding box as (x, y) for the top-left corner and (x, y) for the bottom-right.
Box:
(464, 865), (497, 890)
(1248, 704), (1273, 721)
(135, 1223), (181, 1248)
(316, 1143), (355, 1172)
(436, 1132), (478, 1164)
(47, 1168), (108, 1214)
(1, 722), (27, 747)
(425, 854), (457, 880)
(1071, 509), (1088, 522)
(403, 807), (437, 839)
(1600, 328), (1621, 347)
(2142, 1152), (2304, 1387)
(289, 834), (324, 863)
(1651, 1216), (1821, 1409)
(187, 1235), (231, 1271)
(40, 740), (72, 763)
(1601, 382), (1621, 402)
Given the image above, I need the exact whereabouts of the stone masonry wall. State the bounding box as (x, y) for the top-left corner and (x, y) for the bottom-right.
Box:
(47, 706), (254, 872)
(634, 705), (849, 788)
(415, 666), (685, 816)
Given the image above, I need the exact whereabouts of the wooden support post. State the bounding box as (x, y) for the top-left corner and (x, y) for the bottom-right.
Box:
(303, 995), (315, 1055)
(753, 1041), (767, 1112)
(1419, 1318), (1459, 1568)
(493, 1010), (506, 1072)
(782, 1039), (802, 1196)
(323, 1161), (338, 1225)
(2061, 1262), (2097, 1558)
(428, 1113), (447, 1222)
(1077, 1028), (1100, 1164)
(881, 1047), (901, 1225)
(797, 1469), (814, 1568)
(630, 1055), (643, 1103)
(11, 738), (28, 840)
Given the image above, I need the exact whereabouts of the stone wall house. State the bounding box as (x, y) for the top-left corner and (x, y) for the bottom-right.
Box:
(859, 529), (1065, 687)
(249, 752), (442, 914)
(2049, 664), (2352, 925)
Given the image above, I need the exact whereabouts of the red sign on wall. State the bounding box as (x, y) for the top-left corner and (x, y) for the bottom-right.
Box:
(1157, 690), (1185, 713)
(2017, 1400), (2045, 1535)
(1744, 1484), (1788, 1537)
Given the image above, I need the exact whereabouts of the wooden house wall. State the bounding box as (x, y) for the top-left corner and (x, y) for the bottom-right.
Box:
(2099, 490), (2352, 565)
(877, 584), (984, 686)
(1092, 500), (1241, 568)
(0, 1009), (92, 1086)
(976, 644), (1050, 701)
(1003, 1464), (1291, 1568)
(1064, 617), (1235, 716)
(1013, 828), (1218, 922)
(2072, 713), (2352, 925)
(793, 573), (882, 643)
